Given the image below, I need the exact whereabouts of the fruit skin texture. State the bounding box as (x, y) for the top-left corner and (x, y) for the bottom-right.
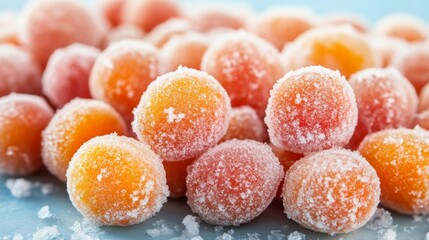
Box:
(67, 134), (169, 226)
(265, 66), (358, 154)
(186, 139), (283, 226)
(358, 128), (429, 215)
(132, 67), (231, 162)
(283, 148), (380, 235)
(0, 94), (53, 176)
(42, 98), (128, 182)
(163, 157), (195, 198)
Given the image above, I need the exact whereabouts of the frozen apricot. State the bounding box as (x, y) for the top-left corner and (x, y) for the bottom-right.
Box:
(0, 44), (42, 97)
(0, 12), (19, 45)
(133, 67), (231, 161)
(186, 139), (283, 226)
(265, 66), (358, 153)
(67, 134), (168, 226)
(391, 42), (429, 93)
(161, 32), (209, 72)
(249, 8), (315, 50)
(42, 44), (100, 108)
(367, 36), (407, 67)
(359, 128), (429, 214)
(42, 99), (128, 182)
(122, 0), (180, 32)
(163, 157), (195, 198)
(102, 24), (145, 49)
(145, 18), (194, 48)
(283, 148), (380, 235)
(0, 94), (53, 175)
(347, 68), (418, 149)
(96, 0), (125, 27)
(201, 30), (284, 117)
(322, 13), (368, 33)
(220, 106), (267, 143)
(374, 14), (429, 42)
(90, 40), (161, 123)
(420, 83), (429, 112)
(19, 0), (105, 67)
(283, 25), (378, 78)
(416, 111), (429, 130)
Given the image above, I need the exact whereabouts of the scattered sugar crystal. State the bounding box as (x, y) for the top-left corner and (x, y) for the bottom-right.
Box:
(164, 107), (185, 123)
(412, 214), (423, 222)
(37, 206), (52, 219)
(268, 230), (286, 240)
(425, 232), (429, 240)
(247, 233), (261, 240)
(5, 178), (33, 198)
(183, 215), (200, 236)
(214, 226), (224, 233)
(40, 184), (54, 195)
(146, 219), (174, 237)
(31, 226), (60, 240)
(287, 231), (305, 240)
(13, 234), (23, 240)
(70, 218), (102, 240)
(215, 233), (233, 240)
(366, 208), (393, 231)
(381, 229), (397, 240)
(191, 237), (204, 240)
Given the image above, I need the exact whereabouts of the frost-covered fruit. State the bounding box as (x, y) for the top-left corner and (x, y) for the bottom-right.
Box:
(163, 157), (195, 198)
(96, 0), (125, 27)
(391, 42), (429, 93)
(102, 24), (145, 49)
(90, 40), (161, 123)
(283, 25), (378, 78)
(374, 14), (429, 42)
(220, 106), (267, 143)
(0, 44), (41, 97)
(132, 67), (231, 161)
(358, 128), (429, 215)
(42, 99), (128, 182)
(122, 0), (180, 32)
(19, 0), (105, 67)
(416, 111), (429, 130)
(67, 134), (169, 226)
(186, 139), (283, 226)
(0, 12), (19, 45)
(0, 94), (53, 175)
(265, 66), (358, 154)
(367, 36), (407, 68)
(145, 18), (194, 48)
(42, 44), (100, 108)
(283, 148), (380, 235)
(347, 68), (418, 149)
(419, 83), (429, 112)
(322, 13), (368, 33)
(201, 30), (284, 117)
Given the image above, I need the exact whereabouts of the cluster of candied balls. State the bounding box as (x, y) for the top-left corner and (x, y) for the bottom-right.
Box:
(1, 0), (429, 235)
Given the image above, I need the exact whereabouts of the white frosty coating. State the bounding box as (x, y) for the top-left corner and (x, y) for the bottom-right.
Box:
(37, 206), (52, 219)
(265, 66), (358, 153)
(417, 111), (429, 130)
(420, 83), (429, 112)
(70, 218), (102, 240)
(221, 106), (267, 142)
(201, 29), (284, 116)
(146, 219), (174, 237)
(186, 139), (283, 226)
(283, 148), (380, 235)
(283, 25), (377, 72)
(104, 24), (145, 48)
(31, 225), (60, 240)
(287, 231), (306, 240)
(358, 128), (429, 214)
(426, 232), (429, 240)
(215, 233), (233, 240)
(66, 134), (169, 226)
(348, 67), (418, 147)
(132, 66), (231, 161)
(365, 208), (393, 231)
(41, 98), (127, 182)
(390, 42), (429, 92)
(5, 178), (33, 198)
(146, 18), (194, 46)
(267, 230), (286, 240)
(381, 229), (397, 240)
(374, 13), (429, 39)
(182, 215), (200, 237)
(41, 43), (100, 108)
(0, 44), (41, 96)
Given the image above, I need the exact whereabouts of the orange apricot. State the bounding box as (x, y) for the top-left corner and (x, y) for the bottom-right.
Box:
(420, 83), (429, 112)
(163, 157), (195, 198)
(367, 36), (407, 67)
(96, 0), (125, 27)
(374, 14), (429, 42)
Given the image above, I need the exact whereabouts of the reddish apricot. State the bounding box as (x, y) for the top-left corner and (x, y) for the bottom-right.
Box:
(163, 158), (195, 198)
(374, 14), (429, 42)
(145, 18), (194, 48)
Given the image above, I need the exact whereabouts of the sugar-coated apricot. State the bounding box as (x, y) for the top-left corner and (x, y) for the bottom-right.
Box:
(220, 106), (267, 143)
(145, 18), (194, 48)
(368, 36), (407, 67)
(0, 94), (53, 175)
(132, 67), (231, 161)
(283, 148), (380, 235)
(201, 30), (284, 117)
(42, 99), (128, 182)
(186, 139), (283, 226)
(122, 0), (180, 32)
(374, 14), (429, 42)
(347, 68), (418, 149)
(67, 134), (169, 226)
(163, 157), (195, 198)
(19, 0), (106, 67)
(358, 128), (429, 214)
(96, 0), (125, 27)
(283, 25), (378, 78)
(265, 66), (358, 153)
(322, 13), (368, 33)
(90, 40), (161, 123)
(0, 12), (19, 45)
(102, 24), (145, 49)
(0, 44), (42, 97)
(420, 83), (429, 112)
(42, 44), (100, 108)
(416, 111), (429, 130)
